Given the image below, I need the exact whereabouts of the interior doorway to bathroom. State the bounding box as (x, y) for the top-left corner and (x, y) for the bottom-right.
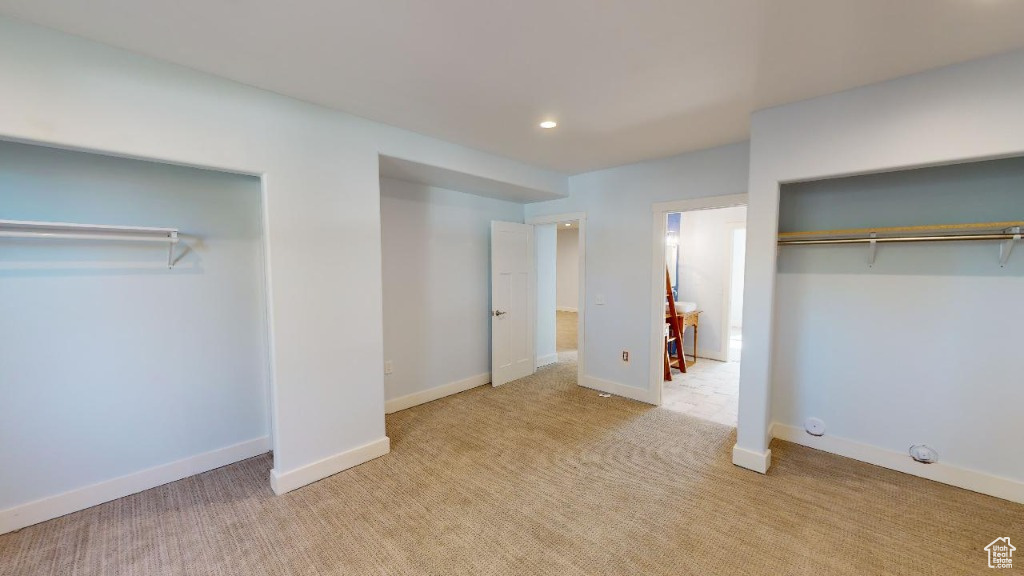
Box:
(660, 204), (746, 427)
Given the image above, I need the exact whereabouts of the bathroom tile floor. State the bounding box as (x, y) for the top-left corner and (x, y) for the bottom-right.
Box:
(662, 359), (739, 427)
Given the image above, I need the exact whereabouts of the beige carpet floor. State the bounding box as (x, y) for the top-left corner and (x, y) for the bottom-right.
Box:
(1, 359), (1021, 575)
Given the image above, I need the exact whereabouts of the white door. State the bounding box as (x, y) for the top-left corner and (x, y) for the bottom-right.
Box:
(491, 221), (535, 386)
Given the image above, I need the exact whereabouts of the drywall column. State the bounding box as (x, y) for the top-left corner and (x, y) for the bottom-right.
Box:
(732, 152), (777, 472)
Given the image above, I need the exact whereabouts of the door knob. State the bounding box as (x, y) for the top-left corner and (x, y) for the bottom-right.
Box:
(493, 310), (507, 317)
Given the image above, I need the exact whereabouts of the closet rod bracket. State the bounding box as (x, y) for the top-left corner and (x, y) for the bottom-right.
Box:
(167, 231), (178, 269)
(1000, 226), (1020, 267)
(867, 233), (877, 267)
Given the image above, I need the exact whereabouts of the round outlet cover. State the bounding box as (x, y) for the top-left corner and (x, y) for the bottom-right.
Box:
(909, 445), (938, 464)
(804, 417), (826, 436)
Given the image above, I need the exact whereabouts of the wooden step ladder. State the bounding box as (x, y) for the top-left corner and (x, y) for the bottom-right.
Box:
(664, 267), (686, 380)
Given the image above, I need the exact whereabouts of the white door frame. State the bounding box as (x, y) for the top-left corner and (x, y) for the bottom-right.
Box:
(526, 212), (586, 387)
(649, 195), (747, 406)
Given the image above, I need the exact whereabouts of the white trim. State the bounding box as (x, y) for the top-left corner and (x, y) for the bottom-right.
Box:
(771, 423), (1024, 504)
(731, 443), (772, 473)
(649, 194), (749, 408)
(384, 373), (491, 414)
(555, 306), (578, 313)
(257, 173), (279, 480)
(528, 212), (586, 392)
(576, 219), (587, 392)
(0, 436), (270, 535)
(526, 212), (586, 226)
(695, 350), (728, 363)
(536, 354), (559, 368)
(580, 375), (655, 405)
(270, 437), (390, 495)
(649, 208), (670, 406)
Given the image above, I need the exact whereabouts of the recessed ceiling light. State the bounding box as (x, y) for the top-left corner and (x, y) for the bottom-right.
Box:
(564, 222), (571, 227)
(539, 120), (557, 129)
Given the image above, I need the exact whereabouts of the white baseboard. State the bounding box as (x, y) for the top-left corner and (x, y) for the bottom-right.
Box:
(0, 436), (270, 535)
(537, 353), (559, 368)
(732, 444), (772, 473)
(696, 349), (728, 362)
(771, 423), (1024, 504)
(671, 342), (726, 362)
(556, 306), (578, 313)
(580, 374), (655, 405)
(270, 437), (390, 495)
(385, 372), (491, 414)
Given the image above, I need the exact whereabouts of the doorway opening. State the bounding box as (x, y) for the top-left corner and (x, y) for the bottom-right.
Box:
(653, 199), (746, 427)
(530, 212), (586, 386)
(555, 220), (580, 363)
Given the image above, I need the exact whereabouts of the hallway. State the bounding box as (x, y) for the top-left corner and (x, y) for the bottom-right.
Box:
(556, 310), (577, 362)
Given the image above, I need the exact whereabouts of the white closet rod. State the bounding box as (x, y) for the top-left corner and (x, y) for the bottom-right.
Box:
(0, 230), (178, 242)
(777, 224), (1021, 267)
(0, 219), (181, 268)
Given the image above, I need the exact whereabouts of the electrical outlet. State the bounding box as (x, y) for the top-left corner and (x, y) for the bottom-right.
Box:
(384, 360), (393, 375)
(621, 350), (629, 363)
(595, 294), (606, 305)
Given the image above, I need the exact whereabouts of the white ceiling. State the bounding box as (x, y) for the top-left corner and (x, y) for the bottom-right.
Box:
(2, 1), (1023, 174)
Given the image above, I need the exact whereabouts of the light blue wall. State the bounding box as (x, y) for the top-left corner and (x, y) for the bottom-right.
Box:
(525, 142), (750, 395)
(781, 155), (1024, 231)
(380, 177), (525, 401)
(0, 141), (269, 509)
(774, 156), (1024, 481)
